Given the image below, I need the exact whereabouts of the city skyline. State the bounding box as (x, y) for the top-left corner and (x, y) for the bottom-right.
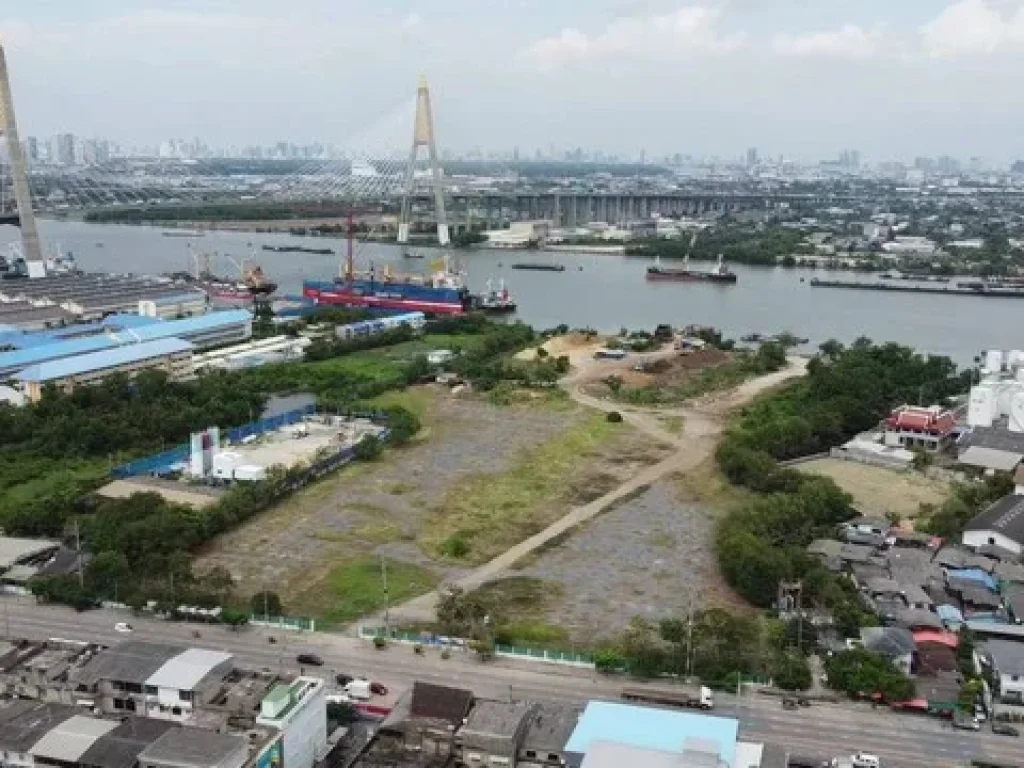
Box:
(2, 1), (1024, 161)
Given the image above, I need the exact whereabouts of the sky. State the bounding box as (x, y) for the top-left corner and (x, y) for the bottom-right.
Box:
(2, 0), (1024, 163)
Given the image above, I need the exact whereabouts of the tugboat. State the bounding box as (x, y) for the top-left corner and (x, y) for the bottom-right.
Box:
(472, 279), (516, 314)
(646, 253), (737, 284)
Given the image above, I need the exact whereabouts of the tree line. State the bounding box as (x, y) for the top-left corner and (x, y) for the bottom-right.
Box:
(626, 225), (812, 266)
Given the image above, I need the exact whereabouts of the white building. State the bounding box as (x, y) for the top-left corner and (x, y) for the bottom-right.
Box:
(255, 677), (327, 768)
(963, 494), (1024, 557)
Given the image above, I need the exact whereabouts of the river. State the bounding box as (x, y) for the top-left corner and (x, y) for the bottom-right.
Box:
(4, 220), (1015, 365)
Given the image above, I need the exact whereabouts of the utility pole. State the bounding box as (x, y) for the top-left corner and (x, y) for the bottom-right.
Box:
(381, 557), (390, 633)
(685, 597), (694, 679)
(74, 521), (84, 589)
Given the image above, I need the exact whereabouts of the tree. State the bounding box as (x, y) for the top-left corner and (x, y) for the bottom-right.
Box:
(251, 591), (283, 618)
(327, 700), (360, 724)
(354, 434), (383, 461)
(594, 649), (625, 673)
(824, 648), (914, 702)
(774, 651), (812, 691)
(620, 618), (666, 678)
(958, 678), (983, 712)
(222, 609), (249, 628)
(603, 376), (623, 394)
(471, 638), (496, 661)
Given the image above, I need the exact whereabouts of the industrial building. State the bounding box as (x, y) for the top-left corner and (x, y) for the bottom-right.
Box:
(255, 677), (328, 768)
(0, 309), (252, 401)
(0, 273), (208, 323)
(193, 335), (311, 372)
(13, 337), (195, 402)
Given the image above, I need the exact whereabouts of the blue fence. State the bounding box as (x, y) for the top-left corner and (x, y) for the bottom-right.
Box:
(224, 405), (316, 444)
(113, 404), (323, 478)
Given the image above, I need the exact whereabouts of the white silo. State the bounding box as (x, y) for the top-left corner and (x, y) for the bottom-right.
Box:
(968, 385), (995, 427)
(1010, 392), (1024, 433)
(986, 349), (1004, 373)
(997, 381), (1023, 417)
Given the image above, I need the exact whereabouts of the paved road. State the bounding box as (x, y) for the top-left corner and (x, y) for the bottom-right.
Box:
(4, 600), (1021, 768)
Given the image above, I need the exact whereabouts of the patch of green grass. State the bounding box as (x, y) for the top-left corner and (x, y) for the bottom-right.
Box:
(367, 389), (434, 423)
(294, 557), (438, 628)
(648, 531), (676, 548)
(470, 577), (570, 649)
(387, 482), (416, 496)
(420, 412), (619, 563)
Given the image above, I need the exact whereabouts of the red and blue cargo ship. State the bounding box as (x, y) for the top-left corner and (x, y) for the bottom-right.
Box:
(303, 258), (471, 315)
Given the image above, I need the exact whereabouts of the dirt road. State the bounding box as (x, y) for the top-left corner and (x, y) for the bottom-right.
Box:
(377, 355), (807, 625)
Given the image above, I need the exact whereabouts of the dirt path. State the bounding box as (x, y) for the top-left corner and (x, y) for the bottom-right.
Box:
(375, 356), (807, 626)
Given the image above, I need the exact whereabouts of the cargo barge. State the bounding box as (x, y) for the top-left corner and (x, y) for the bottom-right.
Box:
(646, 254), (737, 284)
(511, 263), (565, 272)
(809, 278), (1024, 298)
(304, 258), (471, 315)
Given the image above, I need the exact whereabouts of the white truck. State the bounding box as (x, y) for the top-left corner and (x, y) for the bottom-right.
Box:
(344, 679), (372, 701)
(621, 685), (714, 710)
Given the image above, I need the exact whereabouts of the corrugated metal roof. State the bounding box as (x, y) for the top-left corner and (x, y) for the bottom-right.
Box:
(145, 648), (232, 691)
(14, 338), (193, 383)
(565, 702), (738, 765)
(128, 309), (251, 343)
(0, 309), (249, 374)
(29, 715), (117, 763)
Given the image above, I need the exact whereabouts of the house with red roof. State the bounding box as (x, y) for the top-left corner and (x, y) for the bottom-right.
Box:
(884, 405), (957, 452)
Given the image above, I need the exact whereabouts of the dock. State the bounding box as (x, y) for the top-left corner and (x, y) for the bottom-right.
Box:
(809, 278), (1024, 299)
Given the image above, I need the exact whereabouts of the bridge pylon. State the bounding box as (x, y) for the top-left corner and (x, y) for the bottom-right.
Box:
(397, 76), (449, 246)
(0, 39), (44, 273)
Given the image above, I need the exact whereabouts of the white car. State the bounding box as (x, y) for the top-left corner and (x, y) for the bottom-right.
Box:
(114, 622), (133, 633)
(851, 754), (880, 768)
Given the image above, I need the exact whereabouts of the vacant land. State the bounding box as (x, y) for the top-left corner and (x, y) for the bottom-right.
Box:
(194, 387), (666, 627)
(798, 457), (951, 523)
(507, 479), (729, 643)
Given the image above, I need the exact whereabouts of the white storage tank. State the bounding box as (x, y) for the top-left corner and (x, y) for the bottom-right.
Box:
(968, 385), (995, 427)
(1010, 392), (1024, 433)
(997, 382), (1023, 417)
(986, 349), (1004, 373)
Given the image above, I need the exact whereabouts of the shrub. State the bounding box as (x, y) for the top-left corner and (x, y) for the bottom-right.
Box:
(372, 636), (388, 649)
(606, 411), (624, 423)
(439, 534), (471, 559)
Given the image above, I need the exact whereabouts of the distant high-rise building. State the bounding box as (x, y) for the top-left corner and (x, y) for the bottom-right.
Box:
(49, 133), (76, 165)
(746, 147), (758, 168)
(849, 150), (861, 169)
(914, 156), (934, 173)
(24, 136), (38, 164)
(937, 155), (960, 174)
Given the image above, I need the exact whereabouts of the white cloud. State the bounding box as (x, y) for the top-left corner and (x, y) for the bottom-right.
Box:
(920, 0), (1024, 57)
(772, 24), (884, 59)
(520, 6), (745, 69)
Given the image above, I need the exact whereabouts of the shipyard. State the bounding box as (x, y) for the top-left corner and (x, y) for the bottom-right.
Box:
(5, 7), (1024, 768)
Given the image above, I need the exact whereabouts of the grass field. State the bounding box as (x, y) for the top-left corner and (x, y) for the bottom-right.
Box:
(287, 556), (438, 628)
(470, 577), (570, 649)
(798, 457), (950, 523)
(419, 412), (622, 564)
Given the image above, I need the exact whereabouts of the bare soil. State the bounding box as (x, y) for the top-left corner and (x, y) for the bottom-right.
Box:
(798, 457), (950, 524)
(193, 387), (665, 623)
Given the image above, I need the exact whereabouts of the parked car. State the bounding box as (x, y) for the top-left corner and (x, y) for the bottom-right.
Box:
(953, 711), (981, 731)
(114, 622), (133, 633)
(992, 722), (1020, 737)
(851, 753), (881, 768)
(296, 653), (324, 667)
(370, 682), (388, 696)
(782, 697), (799, 710)
(335, 673), (353, 687)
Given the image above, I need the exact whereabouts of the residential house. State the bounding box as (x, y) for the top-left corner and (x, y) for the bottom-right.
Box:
(861, 627), (915, 676)
(457, 699), (535, 766)
(979, 638), (1024, 711)
(517, 703), (580, 768)
(964, 494), (1024, 557)
(376, 682), (473, 760)
(883, 405), (956, 451)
